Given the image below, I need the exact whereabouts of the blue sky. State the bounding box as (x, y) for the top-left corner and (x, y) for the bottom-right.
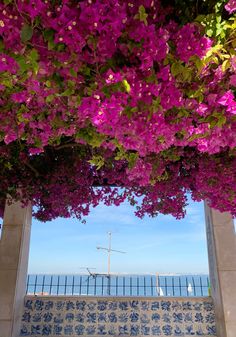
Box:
(28, 196), (209, 275)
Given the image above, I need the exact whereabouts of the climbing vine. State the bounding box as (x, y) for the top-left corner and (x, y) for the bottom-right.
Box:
(0, 0), (236, 221)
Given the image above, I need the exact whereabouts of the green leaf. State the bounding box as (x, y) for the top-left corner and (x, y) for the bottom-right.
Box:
(1, 77), (12, 88)
(70, 68), (77, 78)
(43, 29), (54, 41)
(171, 62), (182, 76)
(122, 79), (131, 93)
(21, 25), (33, 43)
(61, 88), (75, 96)
(88, 134), (106, 147)
(32, 62), (39, 75)
(67, 80), (76, 89)
(29, 49), (39, 61)
(88, 155), (105, 170)
(182, 67), (192, 81)
(17, 57), (29, 73)
(222, 59), (230, 72)
(128, 152), (138, 169)
(0, 40), (4, 52)
(45, 80), (51, 88)
(48, 40), (56, 50)
(206, 28), (214, 37)
(46, 95), (54, 103)
(138, 5), (148, 25)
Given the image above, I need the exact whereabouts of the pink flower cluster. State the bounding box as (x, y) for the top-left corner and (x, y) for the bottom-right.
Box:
(225, 0), (236, 14)
(175, 24), (212, 63)
(0, 0), (235, 220)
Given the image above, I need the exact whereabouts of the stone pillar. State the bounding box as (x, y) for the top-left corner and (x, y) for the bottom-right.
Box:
(204, 202), (236, 337)
(0, 199), (32, 337)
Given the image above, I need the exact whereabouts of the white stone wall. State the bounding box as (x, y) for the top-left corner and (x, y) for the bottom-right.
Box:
(20, 296), (216, 336)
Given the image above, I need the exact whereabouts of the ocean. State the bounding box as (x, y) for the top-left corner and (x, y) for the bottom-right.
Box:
(26, 274), (210, 297)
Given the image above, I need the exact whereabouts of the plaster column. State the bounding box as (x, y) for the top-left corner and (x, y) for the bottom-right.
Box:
(0, 199), (32, 337)
(204, 202), (236, 337)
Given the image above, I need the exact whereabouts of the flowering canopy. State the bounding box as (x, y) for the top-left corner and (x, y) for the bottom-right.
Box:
(0, 0), (236, 221)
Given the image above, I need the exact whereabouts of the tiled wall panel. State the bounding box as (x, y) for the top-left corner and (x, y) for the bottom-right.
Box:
(20, 296), (216, 336)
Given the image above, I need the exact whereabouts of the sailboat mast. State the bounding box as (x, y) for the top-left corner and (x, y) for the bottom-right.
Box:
(108, 232), (111, 275)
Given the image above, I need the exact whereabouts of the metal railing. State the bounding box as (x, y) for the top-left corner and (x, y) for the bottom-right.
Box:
(26, 274), (210, 297)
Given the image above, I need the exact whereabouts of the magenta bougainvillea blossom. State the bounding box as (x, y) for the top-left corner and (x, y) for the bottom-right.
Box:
(225, 0), (236, 13)
(0, 0), (236, 221)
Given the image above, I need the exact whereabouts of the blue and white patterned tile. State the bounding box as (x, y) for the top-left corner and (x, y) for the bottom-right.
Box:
(151, 301), (160, 311)
(173, 326), (184, 336)
(66, 301), (75, 311)
(130, 312), (139, 322)
(193, 302), (203, 311)
(43, 312), (53, 323)
(53, 323), (63, 335)
(172, 302), (182, 311)
(151, 325), (161, 336)
(151, 313), (161, 323)
(118, 324), (129, 335)
(107, 325), (117, 336)
(185, 324), (194, 335)
(87, 302), (96, 311)
(163, 313), (172, 324)
(44, 301), (54, 310)
(206, 313), (215, 324)
(140, 301), (149, 311)
(162, 324), (173, 336)
(55, 301), (65, 311)
(207, 325), (217, 335)
(108, 301), (118, 310)
(22, 312), (31, 323)
(173, 312), (183, 323)
(54, 313), (63, 324)
(97, 301), (108, 311)
(65, 312), (75, 322)
(75, 324), (85, 335)
(75, 313), (84, 323)
(20, 325), (30, 336)
(42, 325), (52, 335)
(130, 324), (140, 336)
(25, 299), (33, 310)
(34, 300), (44, 311)
(141, 324), (151, 335)
(32, 313), (42, 323)
(98, 312), (107, 322)
(86, 312), (96, 323)
(108, 312), (117, 323)
(64, 325), (74, 335)
(182, 301), (192, 311)
(161, 301), (171, 311)
(140, 313), (150, 324)
(195, 312), (204, 323)
(204, 302), (214, 312)
(196, 326), (204, 335)
(119, 301), (129, 311)
(118, 312), (129, 323)
(76, 301), (86, 311)
(184, 312), (193, 323)
(97, 324), (107, 335)
(86, 325), (96, 335)
(130, 300), (139, 309)
(21, 297), (217, 336)
(31, 325), (41, 334)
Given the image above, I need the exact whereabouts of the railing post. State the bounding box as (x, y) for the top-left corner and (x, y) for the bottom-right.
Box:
(204, 202), (236, 337)
(0, 199), (32, 337)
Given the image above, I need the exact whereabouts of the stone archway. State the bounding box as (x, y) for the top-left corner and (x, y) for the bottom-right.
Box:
(0, 200), (236, 336)
(0, 200), (32, 337)
(204, 203), (236, 337)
